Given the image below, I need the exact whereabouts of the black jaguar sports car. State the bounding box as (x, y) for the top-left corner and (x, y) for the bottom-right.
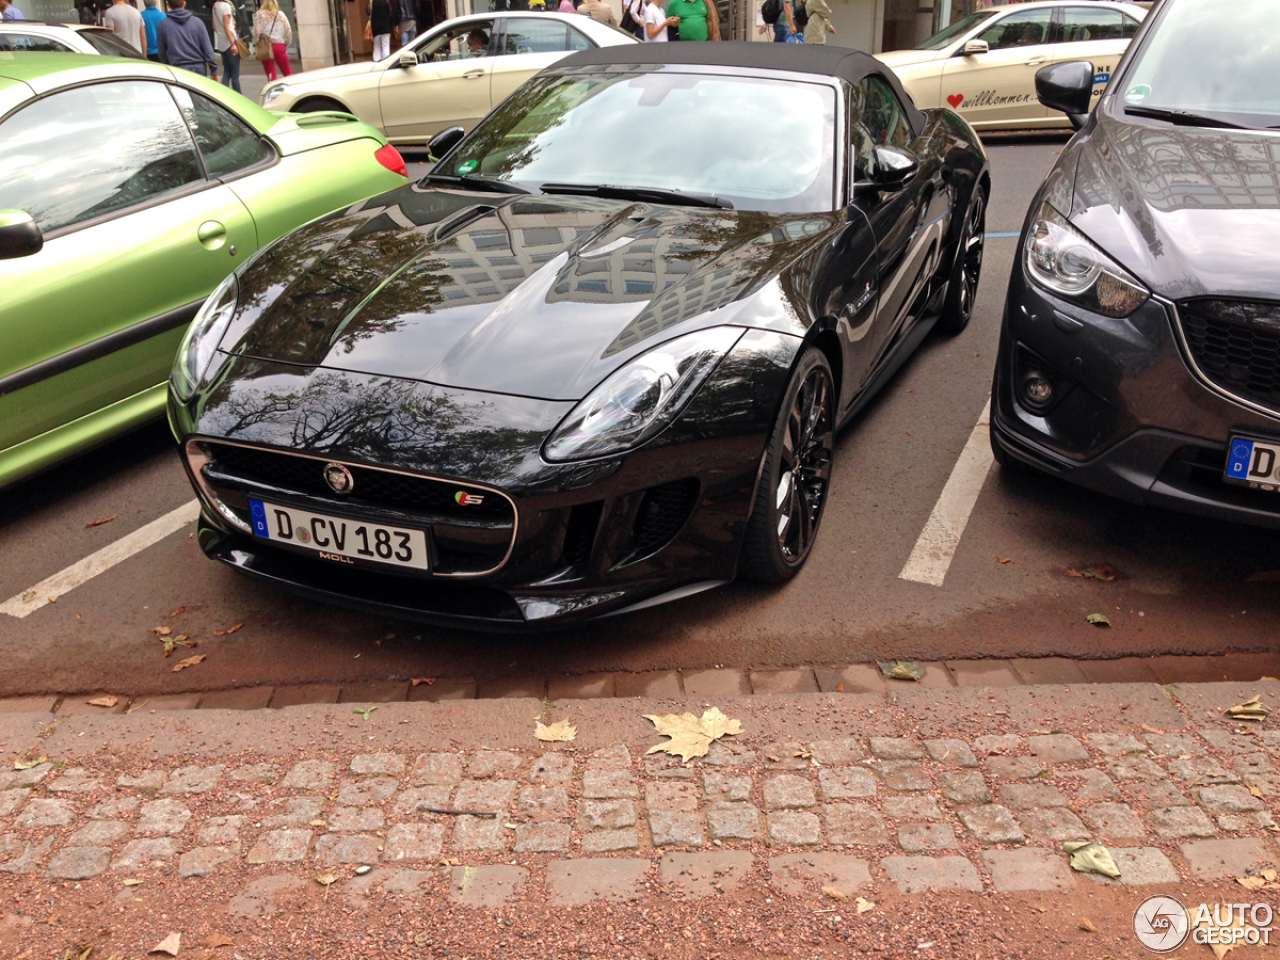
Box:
(168, 43), (989, 629)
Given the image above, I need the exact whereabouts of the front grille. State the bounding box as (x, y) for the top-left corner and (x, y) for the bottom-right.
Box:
(1179, 299), (1280, 414)
(206, 442), (512, 522)
(628, 479), (699, 555)
(198, 442), (515, 576)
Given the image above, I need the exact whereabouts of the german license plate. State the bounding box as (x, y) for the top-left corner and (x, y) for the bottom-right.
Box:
(1224, 436), (1280, 491)
(248, 499), (429, 570)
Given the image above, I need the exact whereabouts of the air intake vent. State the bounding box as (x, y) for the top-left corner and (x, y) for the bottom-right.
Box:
(627, 478), (699, 557)
(561, 500), (603, 567)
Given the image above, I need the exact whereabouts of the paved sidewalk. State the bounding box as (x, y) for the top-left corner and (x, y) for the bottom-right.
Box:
(0, 681), (1277, 958)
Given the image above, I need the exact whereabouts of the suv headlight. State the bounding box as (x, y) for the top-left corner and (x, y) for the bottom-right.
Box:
(1024, 202), (1149, 318)
(261, 82), (288, 106)
(171, 272), (237, 403)
(543, 326), (743, 463)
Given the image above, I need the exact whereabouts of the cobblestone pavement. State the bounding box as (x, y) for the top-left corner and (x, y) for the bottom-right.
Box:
(0, 682), (1278, 957)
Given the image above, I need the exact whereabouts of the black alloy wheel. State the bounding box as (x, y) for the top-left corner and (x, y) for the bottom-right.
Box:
(740, 347), (835, 582)
(937, 185), (986, 335)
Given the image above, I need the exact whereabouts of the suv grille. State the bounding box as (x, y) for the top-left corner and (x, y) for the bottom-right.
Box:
(1179, 299), (1280, 414)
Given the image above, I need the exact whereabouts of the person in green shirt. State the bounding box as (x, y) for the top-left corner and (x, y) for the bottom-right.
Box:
(665, 0), (713, 40)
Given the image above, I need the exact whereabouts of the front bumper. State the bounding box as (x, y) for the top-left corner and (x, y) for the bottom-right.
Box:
(171, 329), (800, 629)
(992, 262), (1280, 529)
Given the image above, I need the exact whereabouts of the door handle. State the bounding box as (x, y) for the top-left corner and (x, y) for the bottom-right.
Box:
(197, 220), (227, 251)
(463, 69), (484, 79)
(1024, 55), (1048, 65)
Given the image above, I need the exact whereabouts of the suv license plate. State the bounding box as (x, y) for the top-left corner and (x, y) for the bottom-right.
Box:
(1224, 436), (1280, 491)
(249, 499), (429, 570)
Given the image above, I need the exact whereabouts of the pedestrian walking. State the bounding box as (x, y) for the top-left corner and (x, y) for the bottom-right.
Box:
(212, 0), (240, 92)
(557, 0), (575, 12)
(642, 0), (674, 41)
(365, 0), (392, 61)
(759, 0), (796, 41)
(0, 0), (26, 21)
(254, 0), (292, 81)
(664, 0), (718, 40)
(802, 0), (833, 44)
(157, 0), (218, 79)
(577, 0), (616, 27)
(620, 0), (645, 38)
(395, 0), (416, 45)
(103, 0), (147, 55)
(141, 0), (166, 60)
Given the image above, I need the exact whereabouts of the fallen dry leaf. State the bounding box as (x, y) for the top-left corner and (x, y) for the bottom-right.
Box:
(1225, 695), (1269, 721)
(1237, 876), (1266, 890)
(835, 683), (845, 693)
(47, 596), (56, 603)
(410, 677), (436, 687)
(878, 661), (923, 681)
(1062, 841), (1120, 878)
(1262, 869), (1276, 882)
(821, 886), (848, 902)
(855, 896), (875, 914)
(14, 756), (46, 770)
(1079, 918), (1096, 933)
(151, 626), (172, 637)
(314, 870), (341, 887)
(169, 606), (186, 618)
(122, 878), (144, 886)
(1085, 613), (1111, 626)
(1249, 785), (1265, 799)
(149, 932), (181, 956)
(162, 635), (194, 657)
(794, 745), (819, 766)
(213, 623), (244, 637)
(171, 654), (206, 672)
(534, 718), (577, 742)
(1140, 723), (1164, 735)
(203, 933), (234, 948)
(645, 707), (742, 762)
(85, 515), (117, 528)
(1067, 565), (1115, 580)
(1193, 902), (1245, 960)
(86, 696), (118, 708)
(997, 557), (1011, 563)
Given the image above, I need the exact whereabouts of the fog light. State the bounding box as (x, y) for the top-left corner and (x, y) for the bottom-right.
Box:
(1023, 375), (1053, 405)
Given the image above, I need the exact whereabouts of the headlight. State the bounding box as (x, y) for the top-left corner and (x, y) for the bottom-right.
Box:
(171, 272), (238, 403)
(1024, 202), (1149, 318)
(261, 83), (288, 106)
(543, 326), (744, 462)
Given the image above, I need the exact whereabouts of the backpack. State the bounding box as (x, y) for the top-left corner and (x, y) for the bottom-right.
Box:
(793, 0), (808, 29)
(761, 0), (781, 25)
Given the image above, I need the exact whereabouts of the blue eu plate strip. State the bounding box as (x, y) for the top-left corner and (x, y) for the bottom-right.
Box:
(1227, 439), (1254, 479)
(249, 499), (270, 538)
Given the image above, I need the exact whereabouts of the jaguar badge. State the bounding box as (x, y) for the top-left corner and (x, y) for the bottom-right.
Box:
(323, 462), (354, 495)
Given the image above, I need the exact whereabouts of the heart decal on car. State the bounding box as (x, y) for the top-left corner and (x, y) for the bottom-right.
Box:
(947, 94), (965, 108)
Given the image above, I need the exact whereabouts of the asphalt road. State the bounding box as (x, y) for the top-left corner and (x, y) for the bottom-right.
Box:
(3, 137), (1279, 699)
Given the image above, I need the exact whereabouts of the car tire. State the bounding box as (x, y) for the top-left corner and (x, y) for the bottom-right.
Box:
(293, 97), (347, 114)
(739, 347), (835, 583)
(936, 184), (986, 335)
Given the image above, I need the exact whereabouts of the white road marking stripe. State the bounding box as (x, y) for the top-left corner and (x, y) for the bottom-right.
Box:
(898, 401), (994, 587)
(0, 500), (200, 619)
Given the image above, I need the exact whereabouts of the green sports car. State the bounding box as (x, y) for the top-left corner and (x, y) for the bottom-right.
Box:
(0, 54), (409, 489)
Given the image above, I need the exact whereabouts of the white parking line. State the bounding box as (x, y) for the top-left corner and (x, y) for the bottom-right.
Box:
(0, 500), (200, 619)
(899, 401), (994, 587)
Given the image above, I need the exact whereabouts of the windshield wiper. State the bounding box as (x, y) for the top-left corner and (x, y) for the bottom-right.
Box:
(420, 173), (530, 194)
(1123, 105), (1245, 129)
(539, 182), (734, 210)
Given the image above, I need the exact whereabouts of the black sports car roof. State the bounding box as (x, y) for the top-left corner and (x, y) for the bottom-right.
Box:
(554, 41), (925, 135)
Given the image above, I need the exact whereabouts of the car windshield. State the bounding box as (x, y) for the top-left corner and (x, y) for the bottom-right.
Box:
(79, 27), (146, 58)
(916, 10), (996, 50)
(1120, 0), (1280, 127)
(440, 71), (838, 213)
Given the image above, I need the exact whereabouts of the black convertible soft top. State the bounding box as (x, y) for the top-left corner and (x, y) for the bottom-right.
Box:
(554, 40), (926, 135)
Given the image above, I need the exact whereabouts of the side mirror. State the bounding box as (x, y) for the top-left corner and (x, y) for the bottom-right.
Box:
(1036, 60), (1094, 130)
(869, 144), (918, 190)
(427, 125), (465, 163)
(0, 210), (42, 260)
(960, 38), (988, 56)
(399, 50), (418, 68)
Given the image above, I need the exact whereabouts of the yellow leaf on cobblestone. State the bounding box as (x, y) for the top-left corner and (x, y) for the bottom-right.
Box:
(534, 719), (577, 742)
(204, 933), (235, 948)
(14, 756), (46, 769)
(1194, 902), (1246, 960)
(821, 886), (848, 901)
(1079, 918), (1096, 932)
(149, 932), (181, 956)
(1062, 841), (1120, 878)
(855, 897), (875, 914)
(314, 870), (341, 886)
(644, 707), (742, 762)
(86, 696), (118, 708)
(1225, 696), (1269, 721)
(1262, 869), (1277, 882)
(151, 626), (172, 637)
(122, 878), (143, 886)
(171, 654), (206, 672)
(878, 661), (923, 681)
(1237, 876), (1266, 890)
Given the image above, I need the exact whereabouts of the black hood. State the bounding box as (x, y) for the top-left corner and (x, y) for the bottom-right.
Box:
(1067, 105), (1280, 302)
(221, 186), (832, 402)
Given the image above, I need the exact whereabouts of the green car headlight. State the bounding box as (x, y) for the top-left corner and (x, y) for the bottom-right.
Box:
(172, 272), (238, 403)
(543, 326), (743, 463)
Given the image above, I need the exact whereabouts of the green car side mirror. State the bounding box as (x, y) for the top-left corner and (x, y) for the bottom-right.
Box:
(0, 211), (41, 260)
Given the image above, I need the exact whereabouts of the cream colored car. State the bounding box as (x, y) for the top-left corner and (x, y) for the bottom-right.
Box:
(877, 1), (1146, 130)
(260, 12), (636, 146)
